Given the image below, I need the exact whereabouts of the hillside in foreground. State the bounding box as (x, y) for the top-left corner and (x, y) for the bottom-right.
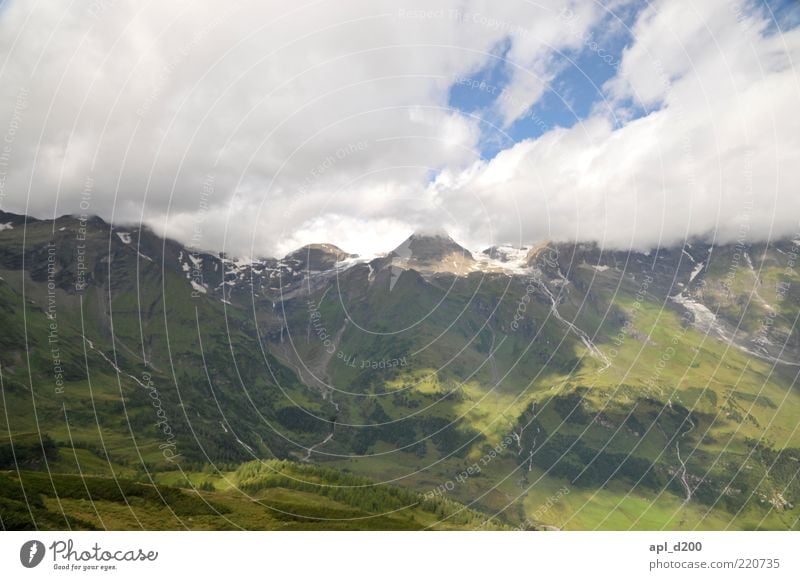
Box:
(1, 210), (799, 530)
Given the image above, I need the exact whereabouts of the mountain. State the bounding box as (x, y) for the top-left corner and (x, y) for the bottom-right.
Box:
(1, 210), (799, 530)
(392, 230), (473, 263)
(383, 230), (476, 283)
(285, 243), (355, 272)
(482, 244), (529, 263)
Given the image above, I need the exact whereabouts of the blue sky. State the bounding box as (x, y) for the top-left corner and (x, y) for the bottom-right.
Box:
(1, 0), (798, 256)
(447, 0), (797, 159)
(447, 2), (642, 157)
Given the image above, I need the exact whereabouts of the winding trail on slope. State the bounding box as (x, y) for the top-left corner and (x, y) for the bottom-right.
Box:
(676, 414), (696, 503)
(670, 292), (800, 368)
(84, 338), (150, 388)
(535, 278), (612, 372)
(303, 425), (336, 462)
(276, 305), (345, 461)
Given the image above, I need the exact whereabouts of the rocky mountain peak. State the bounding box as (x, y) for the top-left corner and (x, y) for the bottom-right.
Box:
(391, 230), (473, 264)
(284, 243), (354, 271)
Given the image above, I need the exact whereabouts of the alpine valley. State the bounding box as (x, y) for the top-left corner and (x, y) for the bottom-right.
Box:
(1, 209), (799, 531)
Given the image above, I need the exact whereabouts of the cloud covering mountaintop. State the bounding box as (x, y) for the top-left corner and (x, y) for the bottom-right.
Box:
(0, 0), (798, 258)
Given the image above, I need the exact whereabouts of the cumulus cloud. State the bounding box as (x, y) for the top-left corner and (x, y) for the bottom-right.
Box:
(0, 0), (797, 257)
(434, 0), (800, 251)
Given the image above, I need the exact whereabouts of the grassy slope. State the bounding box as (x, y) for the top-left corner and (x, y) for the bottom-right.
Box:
(0, 459), (508, 531)
(2, 217), (799, 530)
(314, 254), (800, 530)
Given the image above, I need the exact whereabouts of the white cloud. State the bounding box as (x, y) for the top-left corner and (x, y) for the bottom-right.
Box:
(0, 0), (797, 257)
(433, 0), (800, 251)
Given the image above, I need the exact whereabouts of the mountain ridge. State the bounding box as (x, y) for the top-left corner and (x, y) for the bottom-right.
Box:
(2, 209), (800, 530)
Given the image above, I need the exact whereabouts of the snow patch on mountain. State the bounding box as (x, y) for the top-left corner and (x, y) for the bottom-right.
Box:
(689, 262), (705, 282)
(190, 280), (207, 294)
(671, 293), (719, 334)
(474, 244), (532, 274)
